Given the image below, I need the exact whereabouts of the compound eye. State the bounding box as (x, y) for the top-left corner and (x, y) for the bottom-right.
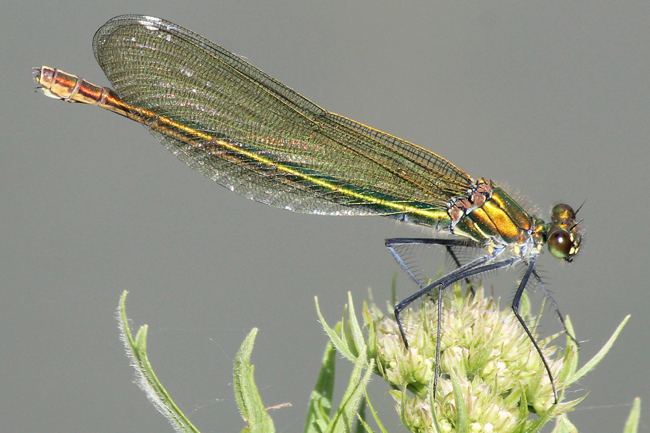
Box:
(548, 229), (572, 259)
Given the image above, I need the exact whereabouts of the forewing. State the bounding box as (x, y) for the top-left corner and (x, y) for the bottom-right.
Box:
(93, 15), (472, 216)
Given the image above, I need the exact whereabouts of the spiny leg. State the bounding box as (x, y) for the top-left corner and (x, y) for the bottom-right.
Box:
(511, 256), (558, 403)
(532, 268), (580, 347)
(444, 244), (475, 294)
(385, 237), (480, 290)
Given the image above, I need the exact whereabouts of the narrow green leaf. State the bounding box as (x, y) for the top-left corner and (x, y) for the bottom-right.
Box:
(325, 348), (372, 433)
(563, 316), (580, 381)
(390, 273), (398, 308)
(623, 397), (641, 433)
(354, 412), (373, 433)
(315, 296), (358, 363)
(117, 291), (200, 433)
(352, 399), (366, 433)
(304, 341), (337, 433)
(233, 328), (275, 433)
(550, 414), (578, 433)
(346, 292), (365, 358)
(557, 317), (579, 387)
(362, 388), (389, 433)
(449, 372), (468, 433)
(569, 315), (630, 385)
(362, 300), (378, 360)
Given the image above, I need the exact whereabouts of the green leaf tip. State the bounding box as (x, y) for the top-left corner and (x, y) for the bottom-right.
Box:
(623, 397), (641, 433)
(567, 314), (630, 385)
(117, 294), (286, 433)
(117, 290), (200, 433)
(304, 341), (336, 433)
(234, 328), (276, 433)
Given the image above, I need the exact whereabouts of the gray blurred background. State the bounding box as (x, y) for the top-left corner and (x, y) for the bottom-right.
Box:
(2, 1), (648, 432)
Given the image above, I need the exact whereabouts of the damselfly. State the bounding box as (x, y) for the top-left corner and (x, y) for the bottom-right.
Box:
(34, 14), (582, 401)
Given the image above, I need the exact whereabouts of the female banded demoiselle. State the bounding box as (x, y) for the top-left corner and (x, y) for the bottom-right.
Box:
(34, 15), (582, 401)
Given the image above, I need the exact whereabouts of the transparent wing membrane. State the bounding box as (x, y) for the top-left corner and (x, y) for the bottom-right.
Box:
(92, 15), (472, 216)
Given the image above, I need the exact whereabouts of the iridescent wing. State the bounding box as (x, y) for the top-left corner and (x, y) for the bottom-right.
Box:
(93, 15), (472, 217)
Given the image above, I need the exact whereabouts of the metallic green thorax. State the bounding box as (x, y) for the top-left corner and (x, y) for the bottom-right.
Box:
(454, 180), (537, 245)
(448, 179), (581, 261)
